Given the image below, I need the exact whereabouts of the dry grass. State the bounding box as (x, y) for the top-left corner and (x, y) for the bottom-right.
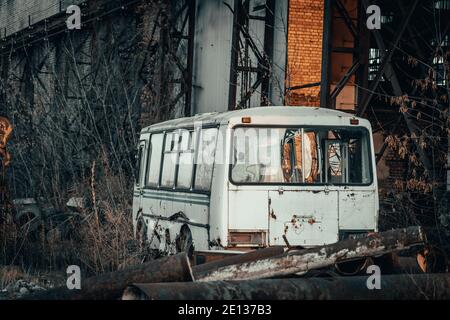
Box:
(0, 266), (24, 288)
(0, 170), (144, 277)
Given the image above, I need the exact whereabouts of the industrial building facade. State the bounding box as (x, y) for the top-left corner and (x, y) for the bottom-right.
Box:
(0, 0), (448, 234)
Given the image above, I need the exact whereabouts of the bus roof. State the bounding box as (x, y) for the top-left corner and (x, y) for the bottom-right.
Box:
(141, 106), (371, 133)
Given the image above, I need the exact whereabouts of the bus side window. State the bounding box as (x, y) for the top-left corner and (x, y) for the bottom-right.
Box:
(177, 130), (194, 189)
(161, 132), (178, 187)
(146, 133), (164, 187)
(194, 128), (218, 191)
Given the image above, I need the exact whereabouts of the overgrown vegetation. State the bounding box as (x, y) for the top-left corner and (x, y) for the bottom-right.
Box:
(0, 166), (146, 276)
(0, 1), (182, 275)
(376, 29), (449, 252)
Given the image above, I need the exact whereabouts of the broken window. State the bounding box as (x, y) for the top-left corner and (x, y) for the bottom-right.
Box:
(194, 128), (218, 191)
(161, 132), (179, 188)
(146, 133), (164, 187)
(282, 130), (320, 183)
(177, 130), (195, 189)
(325, 140), (347, 184)
(135, 143), (145, 185)
(231, 127), (372, 185)
(147, 127), (218, 192)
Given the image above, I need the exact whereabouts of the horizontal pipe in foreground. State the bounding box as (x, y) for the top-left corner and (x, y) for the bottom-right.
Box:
(123, 273), (450, 300)
(22, 253), (193, 300)
(196, 227), (425, 281)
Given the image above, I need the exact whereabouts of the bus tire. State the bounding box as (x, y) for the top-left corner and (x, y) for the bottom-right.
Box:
(136, 217), (148, 247)
(176, 225), (194, 258)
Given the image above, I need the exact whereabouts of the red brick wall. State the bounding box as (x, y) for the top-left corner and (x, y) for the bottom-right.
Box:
(286, 0), (324, 106)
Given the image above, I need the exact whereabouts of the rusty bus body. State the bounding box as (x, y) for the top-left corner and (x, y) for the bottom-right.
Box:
(132, 107), (378, 255)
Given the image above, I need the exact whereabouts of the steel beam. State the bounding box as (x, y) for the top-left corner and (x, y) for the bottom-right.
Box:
(184, 0), (195, 117)
(375, 114), (403, 164)
(358, 0), (419, 116)
(330, 59), (360, 105)
(320, 0), (332, 108)
(287, 82), (321, 91)
(372, 21), (449, 165)
(361, 0), (432, 172)
(260, 0), (275, 105)
(228, 0), (242, 110)
(228, 0), (273, 109)
(335, 0), (357, 38)
(356, 0), (370, 107)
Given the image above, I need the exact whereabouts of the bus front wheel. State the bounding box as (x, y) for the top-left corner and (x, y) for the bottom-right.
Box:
(136, 217), (148, 247)
(176, 225), (194, 258)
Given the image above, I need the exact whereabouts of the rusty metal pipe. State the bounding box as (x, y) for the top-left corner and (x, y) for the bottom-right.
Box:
(192, 247), (285, 278)
(391, 256), (426, 274)
(22, 253), (193, 300)
(196, 227), (425, 281)
(123, 273), (450, 300)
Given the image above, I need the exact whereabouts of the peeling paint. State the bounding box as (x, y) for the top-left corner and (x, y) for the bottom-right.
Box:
(270, 209), (277, 220)
(197, 227), (424, 282)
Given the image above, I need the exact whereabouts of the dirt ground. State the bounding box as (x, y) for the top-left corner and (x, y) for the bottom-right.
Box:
(0, 266), (66, 300)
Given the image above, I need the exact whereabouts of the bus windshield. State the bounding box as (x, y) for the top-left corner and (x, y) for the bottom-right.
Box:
(231, 126), (372, 185)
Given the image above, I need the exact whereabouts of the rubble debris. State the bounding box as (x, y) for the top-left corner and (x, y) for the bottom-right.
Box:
(0, 278), (52, 300)
(122, 274), (450, 300)
(66, 197), (86, 212)
(13, 280), (45, 296)
(195, 227), (425, 281)
(19, 287), (29, 295)
(12, 198), (43, 238)
(12, 198), (81, 241)
(21, 253), (193, 300)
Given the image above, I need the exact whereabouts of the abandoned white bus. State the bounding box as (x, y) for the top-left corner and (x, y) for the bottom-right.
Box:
(132, 106), (378, 256)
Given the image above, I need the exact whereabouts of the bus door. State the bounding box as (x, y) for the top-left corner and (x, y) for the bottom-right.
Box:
(134, 140), (147, 215)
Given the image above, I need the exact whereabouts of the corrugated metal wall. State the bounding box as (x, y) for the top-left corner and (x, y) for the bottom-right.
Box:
(0, 0), (84, 38)
(191, 0), (287, 114)
(191, 0), (234, 114)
